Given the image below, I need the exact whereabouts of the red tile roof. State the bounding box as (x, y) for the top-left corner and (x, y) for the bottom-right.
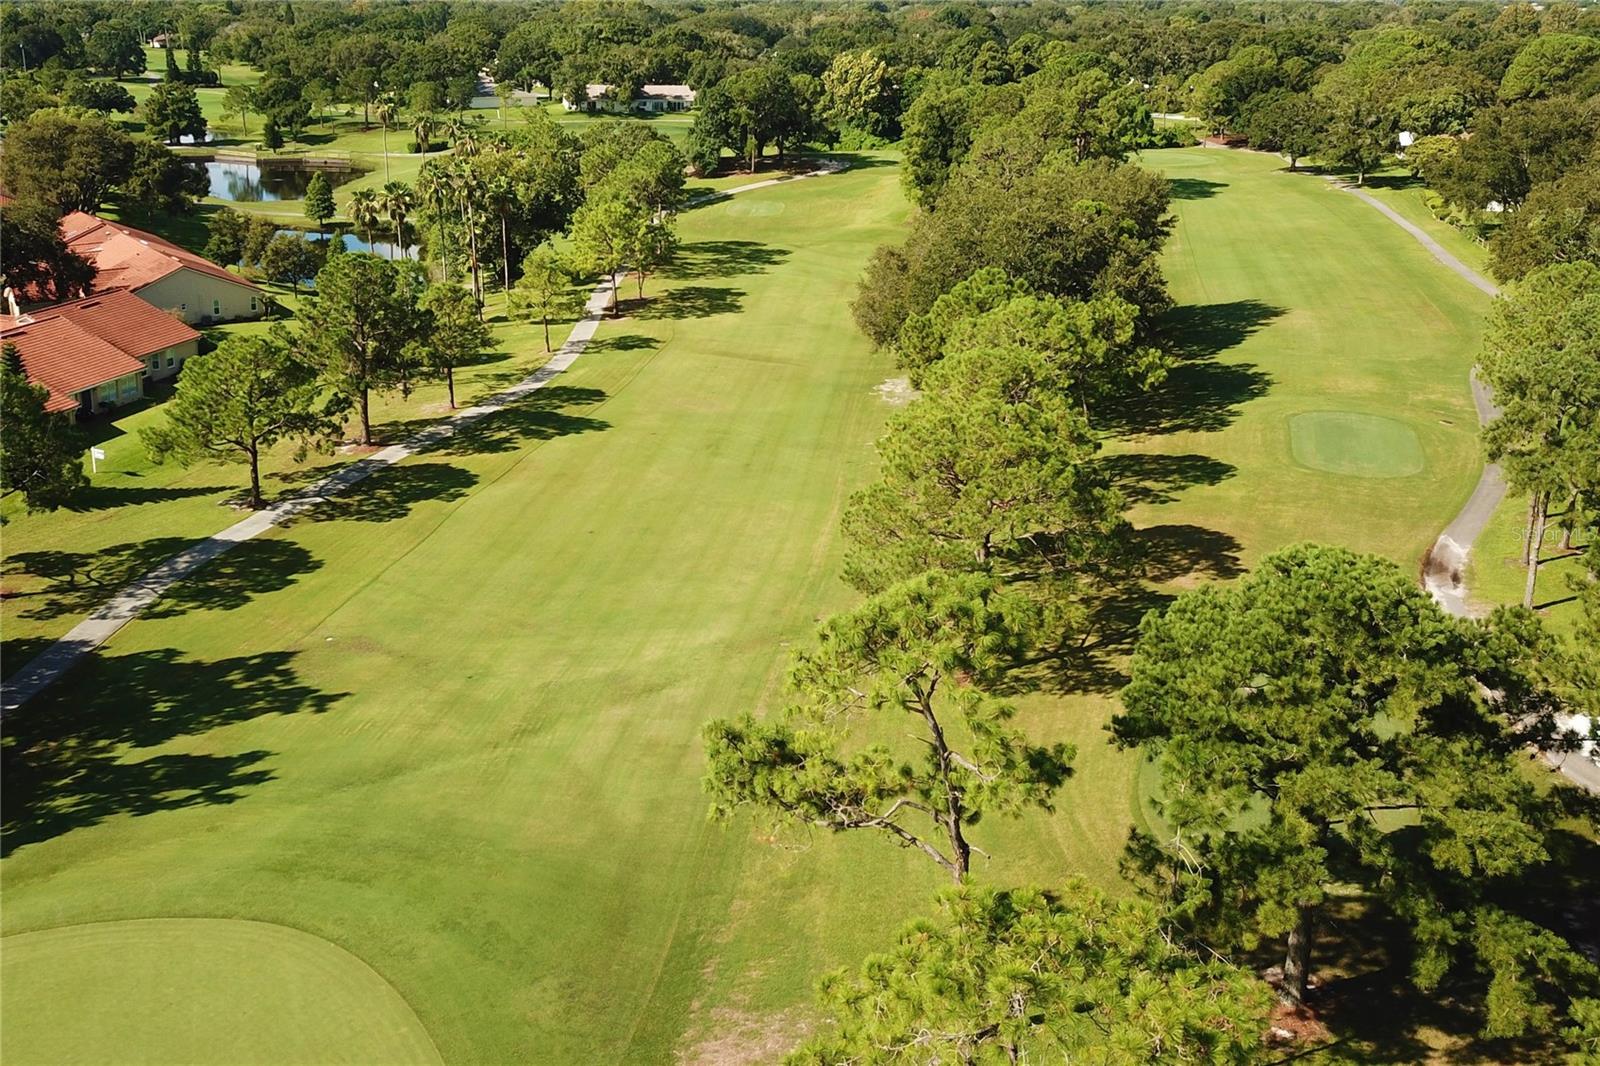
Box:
(1, 289), (200, 413)
(60, 212), (260, 295)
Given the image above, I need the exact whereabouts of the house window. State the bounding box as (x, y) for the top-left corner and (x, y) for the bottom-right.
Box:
(250, 295), (259, 313)
(180, 303), (187, 315)
(212, 298), (222, 317)
(149, 355), (160, 371)
(167, 352), (176, 368)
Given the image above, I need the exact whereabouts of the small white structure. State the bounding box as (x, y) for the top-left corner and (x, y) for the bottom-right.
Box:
(563, 84), (695, 114)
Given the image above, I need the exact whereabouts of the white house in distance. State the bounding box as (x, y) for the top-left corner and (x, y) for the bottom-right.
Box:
(58, 212), (265, 325)
(563, 83), (695, 114)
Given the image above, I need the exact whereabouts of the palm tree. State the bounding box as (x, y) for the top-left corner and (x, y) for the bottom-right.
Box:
(412, 112), (437, 160)
(380, 181), (415, 260)
(349, 188), (381, 251)
(483, 169), (518, 307)
(416, 161), (451, 282)
(447, 160), (485, 316)
(375, 95), (397, 181)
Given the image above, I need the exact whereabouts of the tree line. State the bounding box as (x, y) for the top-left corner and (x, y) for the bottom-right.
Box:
(695, 28), (1599, 1063)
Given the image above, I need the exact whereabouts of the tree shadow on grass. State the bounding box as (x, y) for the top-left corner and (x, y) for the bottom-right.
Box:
(1159, 299), (1285, 361)
(1006, 524), (1244, 697)
(1, 647), (345, 856)
(633, 285), (746, 320)
(64, 483), (230, 511)
(434, 386), (610, 457)
(1362, 173), (1423, 192)
(299, 461), (478, 522)
(1170, 176), (1227, 199)
(1099, 452), (1238, 506)
(584, 333), (656, 355)
(3, 538), (321, 623)
(1103, 304), (1277, 436)
(660, 240), (789, 280)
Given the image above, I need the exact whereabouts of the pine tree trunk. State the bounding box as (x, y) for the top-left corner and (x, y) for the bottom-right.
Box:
(610, 271), (620, 315)
(359, 388), (372, 446)
(1524, 494), (1547, 609)
(1280, 906), (1315, 1006)
(446, 366), (456, 409)
(543, 316), (551, 352)
(247, 445), (263, 510)
(1521, 492), (1539, 565)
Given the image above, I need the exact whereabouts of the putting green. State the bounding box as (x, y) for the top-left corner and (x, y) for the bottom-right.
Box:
(1288, 411), (1426, 478)
(0, 919), (441, 1066)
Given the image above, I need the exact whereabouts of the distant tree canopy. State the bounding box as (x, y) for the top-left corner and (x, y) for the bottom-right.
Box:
(854, 159), (1172, 349)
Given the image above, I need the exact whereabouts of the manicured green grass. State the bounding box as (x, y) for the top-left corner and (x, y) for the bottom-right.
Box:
(0, 300), (576, 674)
(1355, 169), (1494, 279)
(1288, 411), (1425, 478)
(1, 919), (441, 1065)
(0, 148), (1514, 1063)
(1121, 148), (1488, 572)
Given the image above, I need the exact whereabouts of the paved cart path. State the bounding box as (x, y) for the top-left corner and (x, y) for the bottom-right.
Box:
(1329, 180), (1506, 618)
(1333, 179), (1599, 793)
(1, 164), (846, 715)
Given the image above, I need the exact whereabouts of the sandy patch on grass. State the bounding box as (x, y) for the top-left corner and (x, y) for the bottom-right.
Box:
(678, 1006), (814, 1066)
(874, 376), (916, 406)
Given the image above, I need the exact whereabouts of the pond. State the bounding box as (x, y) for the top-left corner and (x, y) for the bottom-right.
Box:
(273, 230), (419, 273)
(200, 162), (360, 202)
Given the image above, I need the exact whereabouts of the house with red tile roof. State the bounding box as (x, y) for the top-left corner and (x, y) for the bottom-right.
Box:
(1, 289), (201, 417)
(57, 212), (264, 325)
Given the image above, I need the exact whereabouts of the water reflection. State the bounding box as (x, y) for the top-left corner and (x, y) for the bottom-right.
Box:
(201, 162), (360, 202)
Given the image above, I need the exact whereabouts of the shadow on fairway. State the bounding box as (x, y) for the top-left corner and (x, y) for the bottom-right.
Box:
(1138, 522), (1245, 583)
(434, 386), (610, 457)
(584, 333), (656, 354)
(1, 646), (345, 856)
(3, 538), (322, 625)
(661, 240), (789, 280)
(64, 483), (230, 512)
(1160, 299), (1285, 360)
(1099, 452), (1237, 506)
(300, 461), (479, 522)
(1169, 176), (1227, 200)
(634, 285), (745, 320)
(1361, 173), (1423, 192)
(1006, 523), (1244, 696)
(1103, 301), (1281, 436)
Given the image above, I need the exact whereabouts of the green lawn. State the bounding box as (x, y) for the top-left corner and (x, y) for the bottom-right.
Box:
(1, 919), (441, 1065)
(1119, 148), (1488, 572)
(1467, 491), (1592, 634)
(1354, 169), (1493, 278)
(0, 300), (577, 674)
(0, 148), (1531, 1064)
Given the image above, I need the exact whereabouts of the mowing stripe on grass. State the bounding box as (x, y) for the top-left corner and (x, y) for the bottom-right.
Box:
(0, 165), (849, 716)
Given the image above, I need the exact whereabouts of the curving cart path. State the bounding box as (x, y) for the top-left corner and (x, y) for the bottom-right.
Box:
(1329, 181), (1505, 619)
(1, 163), (848, 715)
(1333, 180), (1599, 794)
